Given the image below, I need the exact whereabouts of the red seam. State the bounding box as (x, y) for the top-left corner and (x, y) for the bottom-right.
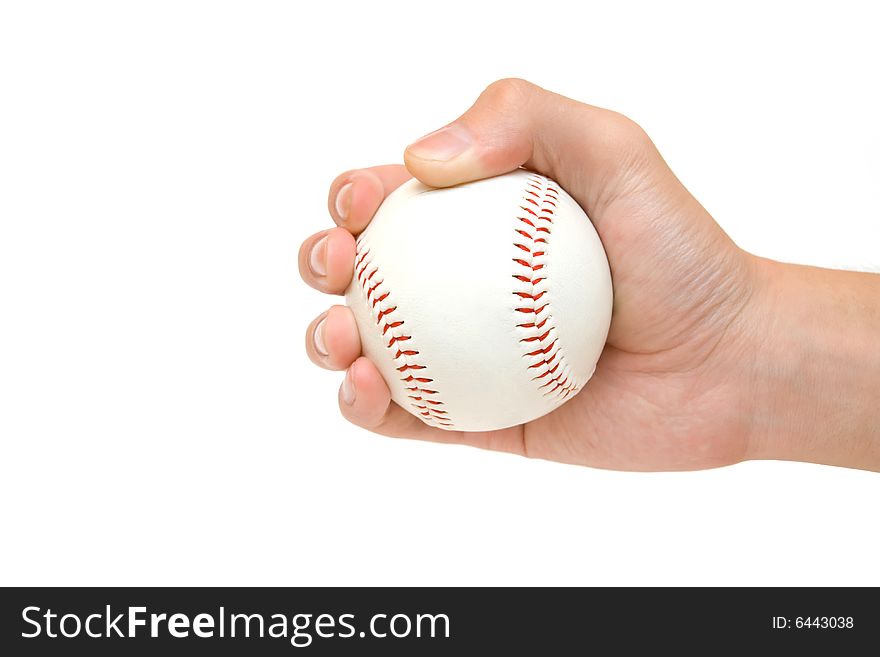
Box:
(354, 237), (454, 428)
(514, 174), (577, 404)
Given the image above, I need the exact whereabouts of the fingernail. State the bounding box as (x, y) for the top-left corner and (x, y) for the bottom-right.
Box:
(335, 182), (353, 221)
(407, 124), (473, 162)
(309, 235), (328, 277)
(341, 366), (357, 405)
(313, 317), (329, 356)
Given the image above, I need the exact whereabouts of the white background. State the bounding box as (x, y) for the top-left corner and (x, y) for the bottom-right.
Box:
(1, 1), (878, 586)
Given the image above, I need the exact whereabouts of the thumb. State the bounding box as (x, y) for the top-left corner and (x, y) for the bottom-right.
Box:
(403, 78), (684, 224)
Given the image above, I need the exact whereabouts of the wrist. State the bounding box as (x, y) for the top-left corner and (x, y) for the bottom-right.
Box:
(746, 257), (880, 470)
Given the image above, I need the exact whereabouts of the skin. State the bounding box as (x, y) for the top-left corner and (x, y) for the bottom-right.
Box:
(299, 79), (880, 472)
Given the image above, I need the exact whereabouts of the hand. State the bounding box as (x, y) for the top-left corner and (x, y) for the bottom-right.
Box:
(299, 79), (880, 472)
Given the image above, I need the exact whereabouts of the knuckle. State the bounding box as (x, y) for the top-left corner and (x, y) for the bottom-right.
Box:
(598, 110), (651, 150)
(605, 112), (654, 160)
(479, 78), (540, 111)
(582, 110), (656, 181)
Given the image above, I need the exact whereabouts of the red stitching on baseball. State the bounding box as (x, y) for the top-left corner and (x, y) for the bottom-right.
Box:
(376, 306), (397, 321)
(533, 363), (560, 380)
(354, 237), (454, 428)
(525, 338), (557, 356)
(514, 291), (546, 300)
(514, 174), (580, 402)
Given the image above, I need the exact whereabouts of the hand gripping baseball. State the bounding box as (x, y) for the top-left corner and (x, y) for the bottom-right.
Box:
(346, 169), (613, 432)
(299, 79), (880, 472)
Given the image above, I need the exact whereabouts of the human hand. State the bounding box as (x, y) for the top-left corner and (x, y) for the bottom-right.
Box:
(299, 79), (880, 472)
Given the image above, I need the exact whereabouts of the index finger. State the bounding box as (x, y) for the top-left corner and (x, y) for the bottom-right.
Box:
(328, 164), (413, 235)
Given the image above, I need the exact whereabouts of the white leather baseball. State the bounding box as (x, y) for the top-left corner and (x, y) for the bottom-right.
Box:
(345, 170), (613, 432)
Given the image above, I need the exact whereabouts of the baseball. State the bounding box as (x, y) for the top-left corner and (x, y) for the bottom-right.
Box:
(345, 169), (613, 432)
